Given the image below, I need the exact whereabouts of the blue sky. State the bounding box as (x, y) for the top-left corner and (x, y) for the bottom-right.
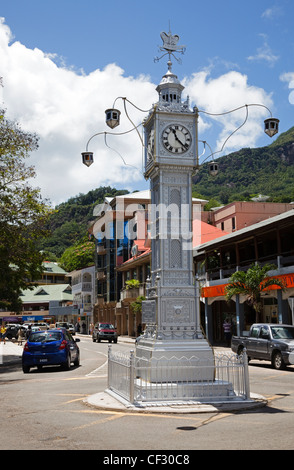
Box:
(0, 0), (293, 205)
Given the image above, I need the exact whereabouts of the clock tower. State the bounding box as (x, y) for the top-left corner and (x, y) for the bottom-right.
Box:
(136, 31), (214, 382)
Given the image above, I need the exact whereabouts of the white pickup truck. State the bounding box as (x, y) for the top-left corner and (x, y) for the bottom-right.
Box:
(231, 323), (294, 370)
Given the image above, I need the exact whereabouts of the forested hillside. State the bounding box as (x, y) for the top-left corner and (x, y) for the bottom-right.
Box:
(39, 126), (294, 261)
(38, 186), (128, 258)
(192, 126), (294, 204)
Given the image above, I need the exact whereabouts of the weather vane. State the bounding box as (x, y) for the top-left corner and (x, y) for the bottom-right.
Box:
(154, 28), (186, 64)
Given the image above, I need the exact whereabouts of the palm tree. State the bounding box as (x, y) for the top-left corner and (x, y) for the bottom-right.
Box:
(225, 263), (286, 323)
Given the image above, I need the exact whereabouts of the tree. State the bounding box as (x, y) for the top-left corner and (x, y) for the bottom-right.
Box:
(59, 241), (95, 272)
(0, 107), (51, 311)
(225, 263), (286, 323)
(130, 296), (146, 314)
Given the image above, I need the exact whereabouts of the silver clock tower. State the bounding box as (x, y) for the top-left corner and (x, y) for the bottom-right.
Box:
(136, 31), (214, 382)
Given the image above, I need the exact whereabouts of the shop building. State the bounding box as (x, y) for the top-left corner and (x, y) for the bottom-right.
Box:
(194, 209), (294, 345)
(68, 265), (95, 333)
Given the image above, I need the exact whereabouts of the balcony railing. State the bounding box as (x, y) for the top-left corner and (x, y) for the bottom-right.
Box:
(206, 254), (294, 282)
(120, 284), (145, 301)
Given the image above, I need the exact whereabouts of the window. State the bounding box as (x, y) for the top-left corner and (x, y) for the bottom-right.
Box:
(232, 217), (236, 230)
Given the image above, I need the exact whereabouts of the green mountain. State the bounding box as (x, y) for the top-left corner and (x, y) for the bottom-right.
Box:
(38, 186), (128, 258)
(192, 126), (294, 204)
(40, 127), (294, 259)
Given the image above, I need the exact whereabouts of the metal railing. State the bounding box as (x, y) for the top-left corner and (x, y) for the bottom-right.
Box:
(107, 346), (250, 405)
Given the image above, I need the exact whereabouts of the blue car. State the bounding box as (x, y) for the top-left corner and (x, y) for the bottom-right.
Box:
(22, 329), (80, 373)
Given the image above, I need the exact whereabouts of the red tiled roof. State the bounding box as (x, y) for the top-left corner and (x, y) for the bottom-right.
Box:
(118, 221), (227, 268)
(193, 219), (228, 247)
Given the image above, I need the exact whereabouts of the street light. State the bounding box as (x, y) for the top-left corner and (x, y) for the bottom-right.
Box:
(105, 108), (121, 129)
(264, 117), (280, 137)
(82, 101), (279, 171)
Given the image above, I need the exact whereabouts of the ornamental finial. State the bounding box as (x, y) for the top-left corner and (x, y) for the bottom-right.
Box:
(154, 29), (186, 65)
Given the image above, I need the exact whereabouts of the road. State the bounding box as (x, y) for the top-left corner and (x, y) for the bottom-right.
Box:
(1, 335), (294, 455)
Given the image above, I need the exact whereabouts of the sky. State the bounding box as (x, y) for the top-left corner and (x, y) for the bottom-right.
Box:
(0, 0), (293, 207)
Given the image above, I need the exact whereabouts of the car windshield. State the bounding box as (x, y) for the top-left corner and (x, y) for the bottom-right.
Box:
(99, 324), (114, 329)
(29, 331), (62, 343)
(271, 326), (294, 340)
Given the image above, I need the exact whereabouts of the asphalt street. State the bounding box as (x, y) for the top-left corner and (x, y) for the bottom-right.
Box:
(1, 335), (294, 454)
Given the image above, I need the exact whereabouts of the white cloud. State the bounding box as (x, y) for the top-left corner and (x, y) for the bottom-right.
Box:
(0, 18), (275, 206)
(280, 72), (294, 105)
(261, 6), (283, 20)
(0, 18), (156, 206)
(247, 34), (279, 66)
(185, 70), (273, 156)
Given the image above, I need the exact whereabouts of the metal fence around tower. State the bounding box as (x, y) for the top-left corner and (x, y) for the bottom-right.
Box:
(107, 346), (250, 405)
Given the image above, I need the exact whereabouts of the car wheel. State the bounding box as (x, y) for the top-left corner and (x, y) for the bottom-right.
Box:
(92, 335), (96, 342)
(98, 338), (101, 343)
(113, 339), (117, 343)
(22, 365), (30, 373)
(272, 351), (285, 370)
(237, 347), (250, 362)
(62, 353), (71, 370)
(73, 353), (80, 367)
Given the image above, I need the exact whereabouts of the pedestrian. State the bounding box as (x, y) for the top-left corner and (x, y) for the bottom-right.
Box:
(223, 318), (232, 347)
(82, 322), (86, 334)
(17, 327), (25, 346)
(0, 324), (6, 344)
(89, 323), (94, 336)
(26, 324), (32, 339)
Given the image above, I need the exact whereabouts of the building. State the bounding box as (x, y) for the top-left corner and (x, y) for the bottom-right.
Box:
(90, 190), (209, 335)
(36, 261), (70, 284)
(0, 262), (73, 324)
(204, 201), (294, 233)
(194, 209), (294, 345)
(20, 284), (73, 324)
(90, 188), (294, 342)
(68, 265), (95, 333)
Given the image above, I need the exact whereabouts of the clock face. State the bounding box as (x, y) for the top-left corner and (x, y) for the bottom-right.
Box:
(162, 125), (192, 154)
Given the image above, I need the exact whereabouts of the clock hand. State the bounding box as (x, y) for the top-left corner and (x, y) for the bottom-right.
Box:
(171, 128), (185, 146)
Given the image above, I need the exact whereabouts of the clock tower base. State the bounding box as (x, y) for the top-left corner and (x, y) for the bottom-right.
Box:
(135, 336), (215, 383)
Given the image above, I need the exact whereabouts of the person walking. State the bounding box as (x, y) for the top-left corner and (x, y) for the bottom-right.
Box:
(223, 318), (232, 347)
(17, 327), (25, 346)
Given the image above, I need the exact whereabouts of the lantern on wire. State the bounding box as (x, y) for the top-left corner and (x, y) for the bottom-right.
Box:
(209, 161), (219, 176)
(264, 117), (279, 137)
(82, 151), (94, 167)
(105, 108), (121, 129)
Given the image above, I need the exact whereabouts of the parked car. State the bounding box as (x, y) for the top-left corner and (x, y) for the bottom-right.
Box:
(5, 324), (21, 340)
(34, 322), (49, 330)
(68, 324), (75, 336)
(55, 322), (75, 336)
(92, 322), (118, 343)
(22, 329), (80, 373)
(231, 323), (294, 370)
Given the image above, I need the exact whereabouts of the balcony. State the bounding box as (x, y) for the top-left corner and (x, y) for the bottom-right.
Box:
(120, 284), (145, 301)
(206, 254), (294, 284)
